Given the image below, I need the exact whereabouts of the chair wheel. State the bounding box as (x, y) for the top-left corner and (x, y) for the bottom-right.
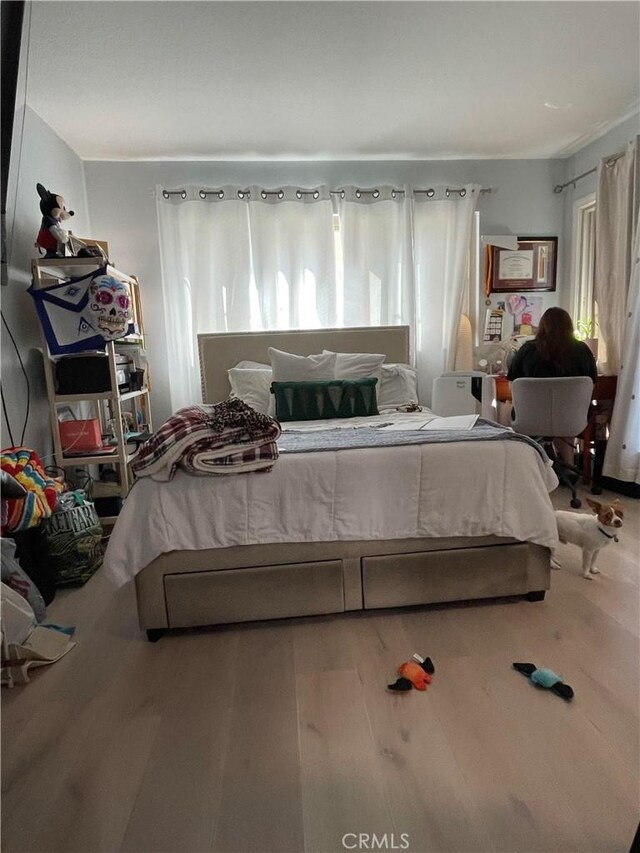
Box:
(590, 485), (603, 495)
(570, 498), (582, 509)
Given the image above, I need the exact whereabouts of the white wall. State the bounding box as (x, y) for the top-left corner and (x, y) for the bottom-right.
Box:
(561, 113), (639, 199)
(560, 112), (639, 299)
(85, 158), (564, 424)
(1, 106), (91, 453)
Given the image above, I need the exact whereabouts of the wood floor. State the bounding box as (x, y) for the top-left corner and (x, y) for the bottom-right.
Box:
(2, 485), (639, 853)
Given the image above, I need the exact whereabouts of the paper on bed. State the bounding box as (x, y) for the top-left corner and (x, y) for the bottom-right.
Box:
(379, 414), (478, 431)
(281, 411), (427, 432)
(422, 414), (479, 430)
(378, 419), (430, 431)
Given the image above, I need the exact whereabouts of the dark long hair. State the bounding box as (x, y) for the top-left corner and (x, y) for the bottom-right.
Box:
(535, 307), (576, 371)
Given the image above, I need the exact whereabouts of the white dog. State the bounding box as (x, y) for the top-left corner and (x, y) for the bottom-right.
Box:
(552, 498), (624, 579)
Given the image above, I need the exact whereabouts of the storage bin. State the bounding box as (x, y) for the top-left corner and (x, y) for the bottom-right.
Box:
(59, 418), (102, 452)
(55, 354), (111, 394)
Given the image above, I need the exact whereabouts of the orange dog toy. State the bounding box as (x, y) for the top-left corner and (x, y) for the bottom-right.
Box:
(398, 662), (432, 690)
(388, 653), (435, 691)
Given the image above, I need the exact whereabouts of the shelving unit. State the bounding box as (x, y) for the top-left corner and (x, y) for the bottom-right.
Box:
(32, 258), (152, 520)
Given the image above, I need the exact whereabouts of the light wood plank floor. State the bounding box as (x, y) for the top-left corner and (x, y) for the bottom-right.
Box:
(2, 485), (639, 853)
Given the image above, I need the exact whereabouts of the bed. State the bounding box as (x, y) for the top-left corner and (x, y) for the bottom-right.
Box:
(104, 326), (558, 640)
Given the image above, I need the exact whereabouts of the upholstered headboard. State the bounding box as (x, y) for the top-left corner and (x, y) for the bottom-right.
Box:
(198, 326), (411, 403)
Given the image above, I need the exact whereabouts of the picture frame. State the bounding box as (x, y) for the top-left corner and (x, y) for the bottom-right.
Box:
(487, 236), (557, 293)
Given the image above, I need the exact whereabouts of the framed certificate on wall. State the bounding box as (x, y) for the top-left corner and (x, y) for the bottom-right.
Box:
(487, 237), (557, 293)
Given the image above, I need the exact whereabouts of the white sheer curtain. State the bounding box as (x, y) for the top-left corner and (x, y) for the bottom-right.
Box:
(335, 184), (479, 404)
(245, 186), (337, 330)
(594, 139), (638, 373)
(335, 186), (414, 328)
(603, 218), (640, 485)
(157, 182), (480, 411)
(413, 186), (481, 404)
(157, 185), (335, 411)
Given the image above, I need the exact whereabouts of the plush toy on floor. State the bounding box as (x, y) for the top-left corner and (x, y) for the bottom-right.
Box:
(388, 653), (435, 691)
(512, 662), (574, 701)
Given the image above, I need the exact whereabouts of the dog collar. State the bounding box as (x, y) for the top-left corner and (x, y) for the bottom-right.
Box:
(597, 526), (619, 542)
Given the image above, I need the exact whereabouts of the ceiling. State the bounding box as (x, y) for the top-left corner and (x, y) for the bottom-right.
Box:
(25, 1), (640, 161)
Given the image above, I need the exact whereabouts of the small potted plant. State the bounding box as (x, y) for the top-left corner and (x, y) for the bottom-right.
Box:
(575, 317), (598, 360)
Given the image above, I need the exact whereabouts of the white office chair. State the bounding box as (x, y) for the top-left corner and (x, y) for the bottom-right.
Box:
(510, 377), (594, 508)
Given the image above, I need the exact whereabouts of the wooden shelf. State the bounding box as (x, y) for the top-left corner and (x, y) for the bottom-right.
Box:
(54, 387), (149, 404)
(96, 515), (119, 527)
(60, 453), (121, 466)
(60, 450), (138, 467)
(92, 481), (125, 499)
(119, 387), (149, 402)
(32, 258), (135, 286)
(32, 257), (151, 512)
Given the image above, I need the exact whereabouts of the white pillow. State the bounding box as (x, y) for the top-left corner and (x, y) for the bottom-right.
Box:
(228, 366), (274, 415)
(378, 363), (419, 409)
(236, 360), (271, 370)
(322, 350), (386, 385)
(268, 348), (337, 381)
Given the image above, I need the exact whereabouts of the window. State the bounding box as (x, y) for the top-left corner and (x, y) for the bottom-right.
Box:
(571, 193), (597, 331)
(571, 192), (605, 361)
(571, 193), (596, 323)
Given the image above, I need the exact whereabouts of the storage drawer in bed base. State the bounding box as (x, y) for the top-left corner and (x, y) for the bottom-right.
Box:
(164, 559), (345, 628)
(135, 539), (550, 631)
(362, 543), (538, 609)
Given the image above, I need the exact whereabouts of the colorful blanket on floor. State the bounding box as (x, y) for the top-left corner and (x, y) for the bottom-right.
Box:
(131, 399), (281, 482)
(1, 448), (64, 533)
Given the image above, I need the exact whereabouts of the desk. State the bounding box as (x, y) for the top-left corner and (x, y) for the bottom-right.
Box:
(494, 375), (618, 486)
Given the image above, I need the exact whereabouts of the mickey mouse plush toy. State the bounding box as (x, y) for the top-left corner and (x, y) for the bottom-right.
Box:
(35, 182), (74, 257)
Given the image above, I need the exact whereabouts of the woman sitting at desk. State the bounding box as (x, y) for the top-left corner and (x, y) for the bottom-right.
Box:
(507, 307), (597, 464)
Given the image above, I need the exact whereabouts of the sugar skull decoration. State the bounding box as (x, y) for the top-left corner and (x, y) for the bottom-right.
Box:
(88, 274), (133, 340)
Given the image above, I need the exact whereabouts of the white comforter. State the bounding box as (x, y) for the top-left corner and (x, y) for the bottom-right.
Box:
(104, 412), (559, 586)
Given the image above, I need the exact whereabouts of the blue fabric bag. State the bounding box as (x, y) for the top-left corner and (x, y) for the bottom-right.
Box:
(28, 266), (134, 354)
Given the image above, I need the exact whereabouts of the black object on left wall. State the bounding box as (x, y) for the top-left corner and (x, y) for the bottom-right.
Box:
(1, 0), (25, 286)
(8, 527), (58, 605)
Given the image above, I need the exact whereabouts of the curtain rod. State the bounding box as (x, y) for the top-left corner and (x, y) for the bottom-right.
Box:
(162, 186), (493, 200)
(553, 150), (626, 194)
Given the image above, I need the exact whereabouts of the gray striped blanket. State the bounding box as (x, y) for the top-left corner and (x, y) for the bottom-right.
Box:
(277, 418), (548, 460)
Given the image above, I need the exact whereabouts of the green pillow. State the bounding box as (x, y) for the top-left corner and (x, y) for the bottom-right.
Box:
(271, 378), (379, 422)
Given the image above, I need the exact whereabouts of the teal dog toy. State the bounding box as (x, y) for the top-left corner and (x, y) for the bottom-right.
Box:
(513, 662), (574, 701)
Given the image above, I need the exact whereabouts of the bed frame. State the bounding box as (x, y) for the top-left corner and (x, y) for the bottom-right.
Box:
(135, 325), (550, 640)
